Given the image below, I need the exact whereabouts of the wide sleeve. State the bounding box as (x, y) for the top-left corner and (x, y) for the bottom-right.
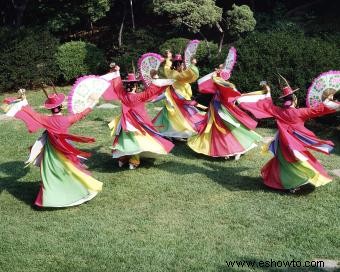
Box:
(297, 103), (338, 120)
(104, 71), (124, 100)
(174, 65), (199, 84)
(2, 98), (45, 133)
(101, 72), (120, 101)
(68, 108), (92, 125)
(163, 58), (174, 79)
(127, 79), (174, 104)
(213, 76), (240, 102)
(237, 91), (276, 119)
(164, 58), (199, 84)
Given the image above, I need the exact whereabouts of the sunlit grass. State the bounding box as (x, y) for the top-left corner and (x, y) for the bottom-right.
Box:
(0, 88), (339, 272)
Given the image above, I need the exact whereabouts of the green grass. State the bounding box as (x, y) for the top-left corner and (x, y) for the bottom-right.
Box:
(0, 89), (339, 272)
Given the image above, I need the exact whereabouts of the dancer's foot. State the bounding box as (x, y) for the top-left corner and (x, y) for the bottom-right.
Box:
(225, 156), (230, 160)
(289, 187), (301, 193)
(234, 154), (241, 161)
(118, 161), (125, 168)
(129, 163), (137, 170)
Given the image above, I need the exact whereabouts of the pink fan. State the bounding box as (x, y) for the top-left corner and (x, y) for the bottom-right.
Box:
(68, 76), (112, 114)
(184, 40), (200, 69)
(306, 70), (340, 107)
(138, 53), (164, 87)
(221, 47), (237, 80)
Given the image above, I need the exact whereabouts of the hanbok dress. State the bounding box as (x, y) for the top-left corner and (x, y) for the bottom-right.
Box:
(3, 98), (102, 207)
(107, 71), (175, 161)
(152, 58), (205, 139)
(188, 74), (262, 157)
(238, 91), (339, 190)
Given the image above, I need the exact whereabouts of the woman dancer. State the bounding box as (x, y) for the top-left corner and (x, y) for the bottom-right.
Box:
(237, 77), (339, 191)
(188, 64), (262, 159)
(107, 65), (175, 169)
(2, 88), (102, 207)
(152, 50), (205, 140)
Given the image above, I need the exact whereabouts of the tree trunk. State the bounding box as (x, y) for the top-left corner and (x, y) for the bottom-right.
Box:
(129, 0), (135, 31)
(216, 22), (224, 54)
(90, 21), (94, 36)
(118, 14), (126, 47)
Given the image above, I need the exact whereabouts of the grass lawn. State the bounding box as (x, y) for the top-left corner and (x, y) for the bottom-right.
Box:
(0, 88), (339, 272)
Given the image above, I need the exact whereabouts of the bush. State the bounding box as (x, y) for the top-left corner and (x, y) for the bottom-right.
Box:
(0, 27), (59, 92)
(229, 30), (340, 105)
(56, 41), (106, 82)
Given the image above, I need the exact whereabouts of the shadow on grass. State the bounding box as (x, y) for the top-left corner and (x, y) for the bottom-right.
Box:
(0, 161), (39, 206)
(170, 141), (232, 162)
(85, 148), (157, 173)
(156, 160), (317, 196)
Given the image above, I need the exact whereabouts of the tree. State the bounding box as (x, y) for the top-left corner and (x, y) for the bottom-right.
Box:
(23, 0), (111, 33)
(85, 0), (111, 32)
(224, 4), (256, 39)
(152, 0), (222, 33)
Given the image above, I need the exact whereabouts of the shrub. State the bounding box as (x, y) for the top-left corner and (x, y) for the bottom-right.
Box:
(0, 27), (59, 92)
(229, 30), (340, 105)
(56, 41), (106, 82)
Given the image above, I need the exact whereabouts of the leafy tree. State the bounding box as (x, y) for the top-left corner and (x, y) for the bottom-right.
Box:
(23, 0), (111, 33)
(224, 4), (256, 39)
(84, 0), (111, 31)
(152, 0), (222, 33)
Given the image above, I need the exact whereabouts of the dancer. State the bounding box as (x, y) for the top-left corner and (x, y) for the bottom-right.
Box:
(237, 75), (339, 191)
(152, 49), (206, 140)
(2, 88), (102, 207)
(188, 47), (262, 159)
(107, 65), (175, 169)
(188, 66), (262, 159)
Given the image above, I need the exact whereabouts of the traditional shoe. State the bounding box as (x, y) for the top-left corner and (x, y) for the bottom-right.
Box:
(118, 161), (124, 168)
(129, 163), (137, 170)
(225, 156), (230, 160)
(289, 187), (301, 193)
(235, 154), (241, 161)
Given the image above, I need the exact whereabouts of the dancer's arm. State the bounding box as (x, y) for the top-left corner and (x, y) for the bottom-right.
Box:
(68, 108), (93, 124)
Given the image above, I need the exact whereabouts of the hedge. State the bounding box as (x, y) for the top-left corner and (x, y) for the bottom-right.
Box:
(56, 41), (106, 82)
(0, 27), (59, 92)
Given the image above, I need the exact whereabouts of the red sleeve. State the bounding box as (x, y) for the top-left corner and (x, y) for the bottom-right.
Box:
(67, 108), (92, 125)
(17, 106), (46, 133)
(297, 103), (331, 120)
(68, 108), (92, 124)
(127, 84), (167, 104)
(239, 98), (276, 119)
(111, 76), (125, 100)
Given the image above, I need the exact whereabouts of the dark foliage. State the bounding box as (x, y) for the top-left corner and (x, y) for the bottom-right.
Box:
(0, 27), (59, 92)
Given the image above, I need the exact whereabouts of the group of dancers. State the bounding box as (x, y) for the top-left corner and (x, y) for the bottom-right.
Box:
(2, 43), (339, 208)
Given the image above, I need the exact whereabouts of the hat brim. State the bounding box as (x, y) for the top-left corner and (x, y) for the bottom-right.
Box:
(44, 94), (65, 109)
(279, 88), (299, 99)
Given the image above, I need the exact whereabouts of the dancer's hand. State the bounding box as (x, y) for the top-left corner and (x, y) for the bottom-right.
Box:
(260, 81), (271, 94)
(165, 50), (172, 59)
